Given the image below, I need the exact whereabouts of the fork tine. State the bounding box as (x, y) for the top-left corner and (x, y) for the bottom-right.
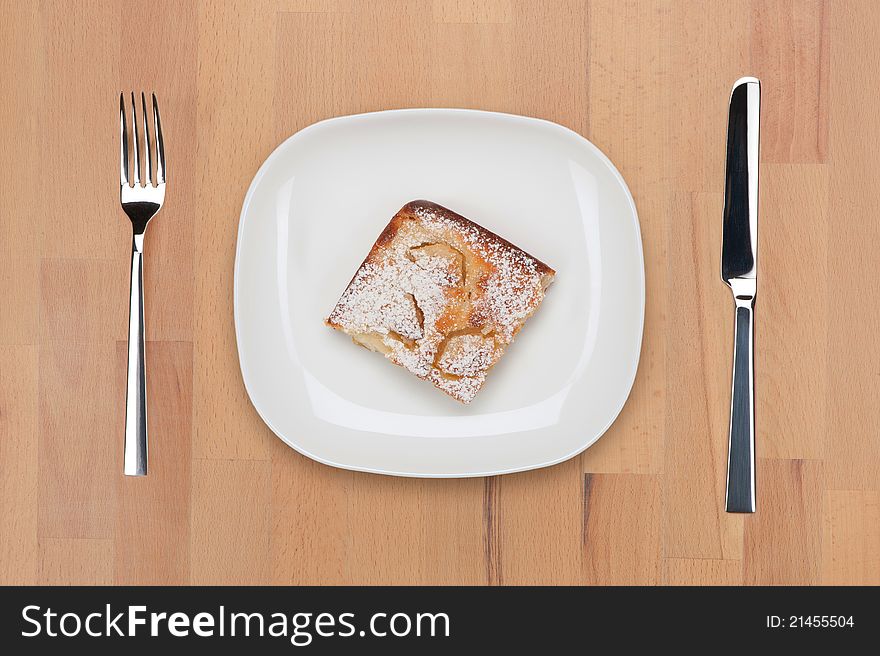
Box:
(152, 93), (165, 184)
(119, 93), (130, 186)
(141, 92), (153, 186)
(130, 92), (141, 186)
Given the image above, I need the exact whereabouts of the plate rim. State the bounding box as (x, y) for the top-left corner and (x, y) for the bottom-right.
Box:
(234, 108), (645, 477)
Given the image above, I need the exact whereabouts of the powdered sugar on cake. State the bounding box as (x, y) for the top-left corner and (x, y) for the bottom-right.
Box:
(412, 203), (550, 343)
(326, 201), (554, 403)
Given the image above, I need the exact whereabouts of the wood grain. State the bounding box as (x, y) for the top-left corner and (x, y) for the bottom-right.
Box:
(664, 558), (742, 586)
(270, 445), (351, 584)
(0, 0), (877, 585)
(0, 347), (39, 584)
(0, 4), (42, 346)
(750, 0), (829, 163)
(584, 473), (661, 585)
(114, 340), (193, 585)
(191, 459), (272, 585)
(664, 192), (742, 561)
(759, 164), (827, 460)
(822, 490), (880, 585)
(38, 538), (114, 586)
(744, 459), (824, 585)
(583, 0), (667, 475)
(346, 475), (486, 585)
(38, 340), (117, 539)
(193, 0), (277, 461)
(496, 459), (585, 585)
(826, 0), (880, 491)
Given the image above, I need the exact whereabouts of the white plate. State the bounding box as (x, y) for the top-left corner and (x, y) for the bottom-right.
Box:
(235, 109), (644, 477)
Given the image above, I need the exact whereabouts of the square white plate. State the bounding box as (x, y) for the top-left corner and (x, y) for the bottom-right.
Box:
(235, 109), (644, 477)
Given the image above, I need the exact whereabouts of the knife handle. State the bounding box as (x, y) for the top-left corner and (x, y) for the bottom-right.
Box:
(725, 297), (755, 513)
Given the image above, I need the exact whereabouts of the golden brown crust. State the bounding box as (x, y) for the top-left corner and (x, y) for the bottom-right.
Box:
(325, 200), (555, 403)
(401, 200), (556, 277)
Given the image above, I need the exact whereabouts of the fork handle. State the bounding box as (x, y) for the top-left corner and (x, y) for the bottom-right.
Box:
(124, 235), (148, 476)
(725, 298), (755, 512)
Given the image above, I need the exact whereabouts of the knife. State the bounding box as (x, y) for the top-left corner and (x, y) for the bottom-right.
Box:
(721, 77), (760, 513)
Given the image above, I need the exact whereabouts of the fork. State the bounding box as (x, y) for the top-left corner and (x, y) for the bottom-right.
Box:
(119, 92), (166, 476)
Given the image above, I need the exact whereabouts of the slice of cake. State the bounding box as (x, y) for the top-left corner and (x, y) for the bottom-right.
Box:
(326, 200), (555, 403)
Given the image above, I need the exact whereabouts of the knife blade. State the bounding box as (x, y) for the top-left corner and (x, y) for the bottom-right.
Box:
(721, 77), (760, 513)
(722, 78), (760, 282)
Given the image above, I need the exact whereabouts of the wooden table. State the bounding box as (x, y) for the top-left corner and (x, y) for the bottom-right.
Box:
(1, 0), (877, 586)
